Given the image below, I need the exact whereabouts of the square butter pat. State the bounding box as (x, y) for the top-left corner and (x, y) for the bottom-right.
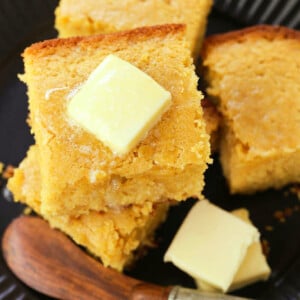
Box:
(196, 209), (270, 292)
(67, 54), (171, 155)
(164, 200), (260, 292)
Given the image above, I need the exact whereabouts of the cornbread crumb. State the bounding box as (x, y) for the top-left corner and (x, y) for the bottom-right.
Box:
(273, 206), (298, 224)
(261, 239), (270, 257)
(274, 211), (286, 223)
(23, 206), (33, 215)
(265, 226), (273, 232)
(3, 165), (14, 179)
(202, 25), (300, 193)
(289, 184), (300, 201)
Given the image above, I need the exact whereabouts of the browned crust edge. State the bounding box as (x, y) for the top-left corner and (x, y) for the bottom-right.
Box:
(201, 25), (300, 58)
(23, 24), (186, 57)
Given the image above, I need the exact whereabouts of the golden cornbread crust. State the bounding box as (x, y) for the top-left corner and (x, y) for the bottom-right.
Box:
(202, 25), (300, 193)
(24, 24), (186, 57)
(22, 24), (211, 216)
(54, 0), (212, 57)
(202, 25), (300, 56)
(8, 146), (169, 271)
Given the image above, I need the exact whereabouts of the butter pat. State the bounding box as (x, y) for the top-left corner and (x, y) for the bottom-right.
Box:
(164, 200), (259, 292)
(196, 209), (271, 292)
(68, 54), (171, 155)
(196, 209), (270, 292)
(229, 209), (271, 291)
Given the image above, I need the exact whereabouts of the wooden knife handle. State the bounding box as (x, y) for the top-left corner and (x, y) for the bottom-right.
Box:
(131, 283), (172, 300)
(2, 216), (252, 300)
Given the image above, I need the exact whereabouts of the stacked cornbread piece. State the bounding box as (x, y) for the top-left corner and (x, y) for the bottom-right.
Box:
(55, 0), (212, 58)
(8, 24), (211, 270)
(202, 25), (300, 193)
(9, 146), (171, 269)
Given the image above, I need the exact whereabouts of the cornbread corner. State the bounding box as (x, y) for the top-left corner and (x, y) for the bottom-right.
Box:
(55, 0), (212, 57)
(202, 25), (300, 193)
(22, 24), (211, 216)
(8, 145), (170, 271)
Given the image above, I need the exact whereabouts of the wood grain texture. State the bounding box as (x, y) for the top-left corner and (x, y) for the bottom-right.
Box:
(2, 216), (171, 300)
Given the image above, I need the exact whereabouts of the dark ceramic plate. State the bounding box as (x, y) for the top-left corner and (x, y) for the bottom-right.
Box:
(0, 1), (300, 299)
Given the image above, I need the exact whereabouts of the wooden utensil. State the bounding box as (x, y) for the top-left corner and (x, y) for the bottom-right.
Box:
(2, 216), (251, 300)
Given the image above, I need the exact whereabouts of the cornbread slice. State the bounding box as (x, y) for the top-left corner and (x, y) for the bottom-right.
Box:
(55, 0), (212, 57)
(8, 146), (170, 271)
(22, 24), (211, 216)
(202, 25), (300, 193)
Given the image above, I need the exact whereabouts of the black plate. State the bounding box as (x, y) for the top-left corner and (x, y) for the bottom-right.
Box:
(0, 1), (300, 299)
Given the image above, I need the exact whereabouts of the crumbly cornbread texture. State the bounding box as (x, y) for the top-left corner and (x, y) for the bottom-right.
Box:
(22, 25), (211, 216)
(55, 0), (212, 57)
(201, 99), (220, 152)
(202, 25), (300, 193)
(8, 146), (169, 271)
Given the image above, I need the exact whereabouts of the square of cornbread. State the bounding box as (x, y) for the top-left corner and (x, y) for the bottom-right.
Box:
(202, 25), (300, 193)
(22, 24), (211, 216)
(8, 146), (170, 271)
(55, 0), (212, 57)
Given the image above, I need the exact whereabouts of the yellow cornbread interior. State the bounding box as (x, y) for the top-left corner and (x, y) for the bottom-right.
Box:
(55, 0), (212, 57)
(21, 25), (211, 218)
(196, 208), (270, 292)
(202, 26), (300, 193)
(68, 54), (171, 155)
(164, 200), (259, 292)
(8, 145), (170, 271)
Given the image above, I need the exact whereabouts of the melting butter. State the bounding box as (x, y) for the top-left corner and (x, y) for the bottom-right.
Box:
(67, 55), (171, 155)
